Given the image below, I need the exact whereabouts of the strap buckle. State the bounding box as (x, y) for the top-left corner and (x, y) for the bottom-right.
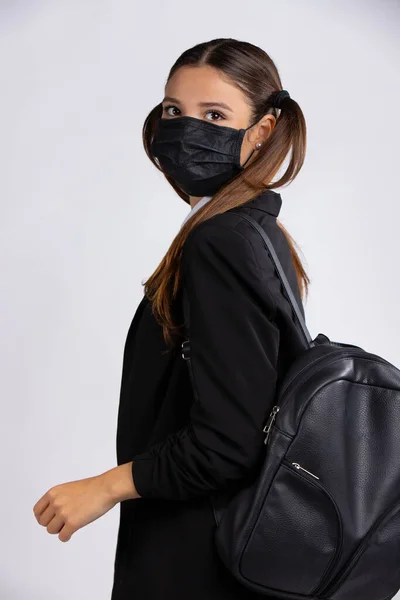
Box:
(181, 340), (190, 360)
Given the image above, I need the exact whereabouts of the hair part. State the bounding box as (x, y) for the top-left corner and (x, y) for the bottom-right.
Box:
(142, 38), (310, 349)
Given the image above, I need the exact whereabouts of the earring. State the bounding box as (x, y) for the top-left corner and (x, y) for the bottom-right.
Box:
(256, 142), (263, 148)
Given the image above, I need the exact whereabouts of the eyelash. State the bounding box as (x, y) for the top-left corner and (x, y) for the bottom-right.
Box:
(162, 105), (226, 122)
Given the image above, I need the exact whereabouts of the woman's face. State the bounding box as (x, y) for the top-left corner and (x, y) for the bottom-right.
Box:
(162, 65), (275, 200)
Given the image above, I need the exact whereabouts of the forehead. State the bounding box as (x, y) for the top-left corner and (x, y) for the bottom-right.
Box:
(164, 65), (250, 110)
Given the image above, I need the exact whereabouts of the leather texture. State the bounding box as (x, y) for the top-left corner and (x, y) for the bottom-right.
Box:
(182, 213), (400, 600)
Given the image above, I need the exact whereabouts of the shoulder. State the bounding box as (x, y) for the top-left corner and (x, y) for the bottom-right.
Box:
(181, 211), (278, 318)
(182, 211), (271, 278)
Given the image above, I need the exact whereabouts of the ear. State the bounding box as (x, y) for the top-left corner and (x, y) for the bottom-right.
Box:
(254, 114), (276, 145)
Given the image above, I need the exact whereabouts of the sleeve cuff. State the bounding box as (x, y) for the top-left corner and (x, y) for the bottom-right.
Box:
(131, 455), (155, 499)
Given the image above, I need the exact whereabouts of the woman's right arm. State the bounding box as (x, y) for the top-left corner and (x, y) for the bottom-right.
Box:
(131, 219), (280, 501)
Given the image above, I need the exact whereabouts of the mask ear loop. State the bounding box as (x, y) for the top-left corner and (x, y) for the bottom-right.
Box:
(240, 118), (262, 168)
(241, 148), (256, 168)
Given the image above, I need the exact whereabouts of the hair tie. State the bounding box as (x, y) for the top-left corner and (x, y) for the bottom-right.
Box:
(273, 89), (290, 108)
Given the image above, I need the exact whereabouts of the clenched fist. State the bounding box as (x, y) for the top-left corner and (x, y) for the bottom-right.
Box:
(33, 462), (140, 542)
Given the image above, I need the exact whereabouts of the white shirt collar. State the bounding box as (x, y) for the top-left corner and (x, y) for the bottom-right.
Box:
(180, 195), (213, 229)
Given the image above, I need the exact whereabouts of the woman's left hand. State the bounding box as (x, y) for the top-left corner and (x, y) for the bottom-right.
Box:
(33, 463), (139, 542)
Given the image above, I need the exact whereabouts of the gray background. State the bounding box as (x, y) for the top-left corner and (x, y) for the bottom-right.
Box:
(1, 1), (399, 598)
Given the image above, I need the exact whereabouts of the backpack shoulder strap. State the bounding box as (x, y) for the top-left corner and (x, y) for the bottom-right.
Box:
(181, 212), (314, 350)
(230, 211), (314, 349)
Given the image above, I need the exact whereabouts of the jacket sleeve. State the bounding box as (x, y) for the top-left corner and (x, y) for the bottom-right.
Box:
(131, 219), (280, 501)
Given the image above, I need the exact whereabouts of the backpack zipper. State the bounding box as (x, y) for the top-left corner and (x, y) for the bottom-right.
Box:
(263, 405), (280, 445)
(261, 354), (339, 446)
(291, 462), (319, 479)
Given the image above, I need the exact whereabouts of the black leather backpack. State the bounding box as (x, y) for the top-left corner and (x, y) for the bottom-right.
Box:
(182, 212), (400, 600)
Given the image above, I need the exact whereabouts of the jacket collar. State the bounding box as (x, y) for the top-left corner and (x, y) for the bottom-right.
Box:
(181, 189), (282, 227)
(180, 195), (212, 229)
(237, 189), (282, 218)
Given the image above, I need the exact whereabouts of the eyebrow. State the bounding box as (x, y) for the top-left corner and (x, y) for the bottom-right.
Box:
(162, 96), (233, 112)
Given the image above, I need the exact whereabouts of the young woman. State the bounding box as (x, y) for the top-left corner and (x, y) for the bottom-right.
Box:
(33, 38), (310, 599)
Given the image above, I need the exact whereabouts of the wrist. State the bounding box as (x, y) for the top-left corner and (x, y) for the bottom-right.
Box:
(103, 462), (141, 503)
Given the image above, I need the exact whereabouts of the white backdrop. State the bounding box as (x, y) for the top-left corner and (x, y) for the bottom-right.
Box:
(1, 1), (399, 598)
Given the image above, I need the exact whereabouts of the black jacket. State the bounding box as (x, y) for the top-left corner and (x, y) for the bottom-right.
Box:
(111, 189), (307, 600)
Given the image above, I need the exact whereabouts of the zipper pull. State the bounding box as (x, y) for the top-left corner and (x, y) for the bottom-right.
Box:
(292, 462), (319, 480)
(263, 406), (280, 445)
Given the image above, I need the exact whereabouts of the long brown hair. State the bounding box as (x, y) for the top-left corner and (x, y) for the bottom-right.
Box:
(142, 38), (310, 348)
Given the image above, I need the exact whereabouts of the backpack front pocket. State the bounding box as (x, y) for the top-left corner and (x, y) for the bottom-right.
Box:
(239, 457), (343, 596)
(319, 496), (400, 600)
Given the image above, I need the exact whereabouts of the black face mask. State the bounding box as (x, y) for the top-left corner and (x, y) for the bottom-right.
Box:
(150, 116), (259, 197)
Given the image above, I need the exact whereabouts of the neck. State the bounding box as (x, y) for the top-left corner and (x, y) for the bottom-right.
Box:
(189, 195), (205, 209)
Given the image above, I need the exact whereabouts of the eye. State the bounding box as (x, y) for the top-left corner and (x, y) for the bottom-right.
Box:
(162, 105), (181, 117)
(205, 110), (225, 122)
